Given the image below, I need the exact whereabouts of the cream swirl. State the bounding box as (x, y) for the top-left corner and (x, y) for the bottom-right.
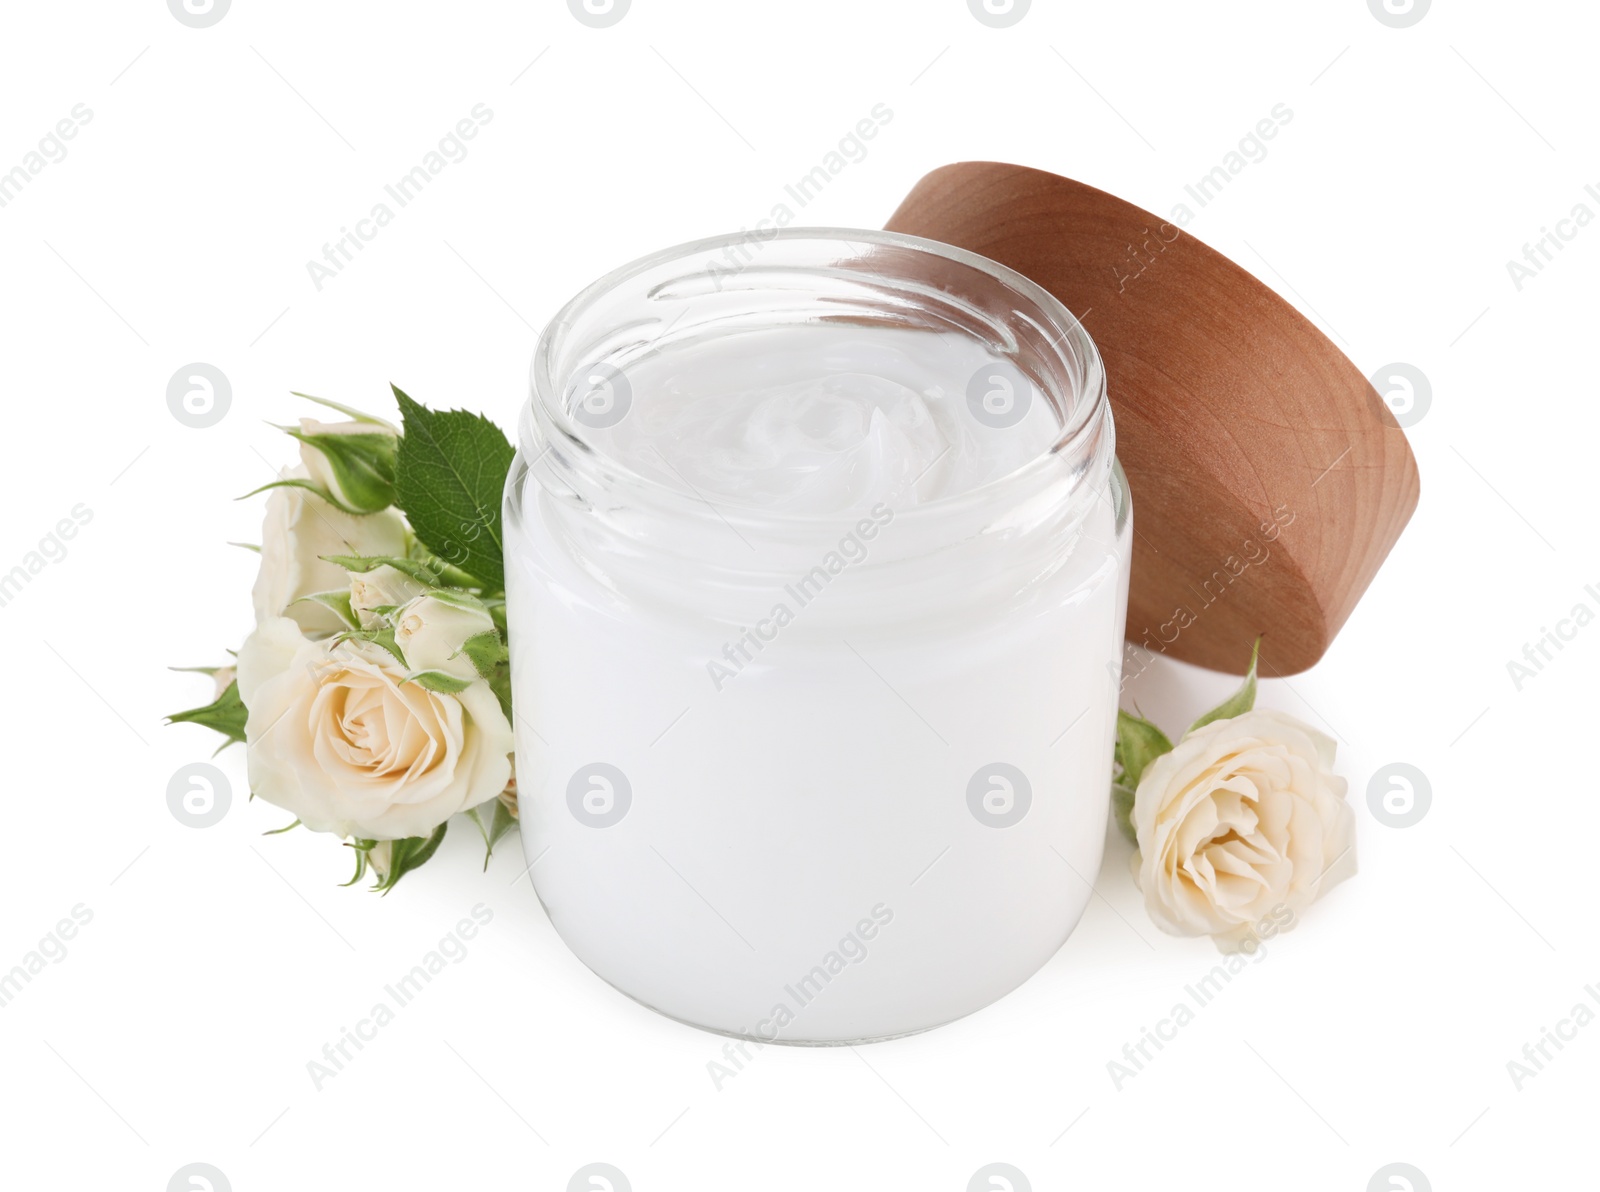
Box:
(586, 325), (1060, 514)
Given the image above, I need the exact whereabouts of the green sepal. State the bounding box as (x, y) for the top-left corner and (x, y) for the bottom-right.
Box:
(421, 587), (491, 612)
(227, 541), (262, 553)
(166, 679), (248, 746)
(342, 839), (374, 887)
(263, 818), (301, 836)
(403, 669), (475, 694)
(1110, 711), (1173, 847)
(484, 598), (508, 638)
(460, 631), (508, 671)
(400, 536), (485, 590)
(328, 626), (406, 665)
(291, 391), (398, 431)
(367, 627), (405, 665)
(372, 823), (449, 894)
(1111, 782), (1138, 845)
(488, 798), (517, 851)
(291, 588), (360, 630)
(1114, 709), (1174, 792)
(412, 552), (486, 592)
(1185, 638), (1261, 738)
(321, 554), (442, 586)
(280, 427), (397, 513)
(459, 631), (508, 680)
(486, 660), (513, 722)
(235, 476), (364, 516)
(466, 800), (520, 871)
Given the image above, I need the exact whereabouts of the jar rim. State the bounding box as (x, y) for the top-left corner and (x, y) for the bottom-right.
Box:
(525, 225), (1111, 526)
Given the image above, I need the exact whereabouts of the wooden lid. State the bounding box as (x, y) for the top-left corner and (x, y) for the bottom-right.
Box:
(887, 162), (1419, 676)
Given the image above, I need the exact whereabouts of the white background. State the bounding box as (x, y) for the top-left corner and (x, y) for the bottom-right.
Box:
(2, 1), (1595, 1188)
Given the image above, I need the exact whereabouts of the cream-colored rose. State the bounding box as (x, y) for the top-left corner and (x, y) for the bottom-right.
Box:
(393, 592), (497, 681)
(251, 466), (407, 635)
(236, 617), (513, 840)
(349, 564), (429, 628)
(1132, 709), (1356, 951)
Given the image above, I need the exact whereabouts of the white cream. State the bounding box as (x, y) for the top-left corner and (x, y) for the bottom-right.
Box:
(587, 325), (1061, 513)
(507, 233), (1130, 1043)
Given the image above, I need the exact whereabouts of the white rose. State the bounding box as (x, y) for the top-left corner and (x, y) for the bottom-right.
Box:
(394, 592), (497, 681)
(1132, 709), (1356, 951)
(349, 564), (429, 628)
(236, 616), (513, 840)
(251, 465), (407, 635)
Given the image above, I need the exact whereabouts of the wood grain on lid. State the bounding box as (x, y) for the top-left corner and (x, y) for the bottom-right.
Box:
(887, 162), (1419, 675)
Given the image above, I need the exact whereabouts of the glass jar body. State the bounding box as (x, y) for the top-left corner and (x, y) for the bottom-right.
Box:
(505, 465), (1129, 1042)
(505, 229), (1131, 1043)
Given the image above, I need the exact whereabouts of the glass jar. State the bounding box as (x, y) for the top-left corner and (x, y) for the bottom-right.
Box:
(504, 228), (1130, 1044)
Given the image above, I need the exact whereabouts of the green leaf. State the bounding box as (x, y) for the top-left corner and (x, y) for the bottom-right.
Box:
(392, 385), (514, 590)
(373, 823), (449, 894)
(292, 391), (398, 431)
(282, 427), (397, 513)
(1185, 638), (1261, 737)
(292, 588), (360, 630)
(1114, 708), (1173, 792)
(1111, 782), (1138, 845)
(166, 679), (248, 746)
